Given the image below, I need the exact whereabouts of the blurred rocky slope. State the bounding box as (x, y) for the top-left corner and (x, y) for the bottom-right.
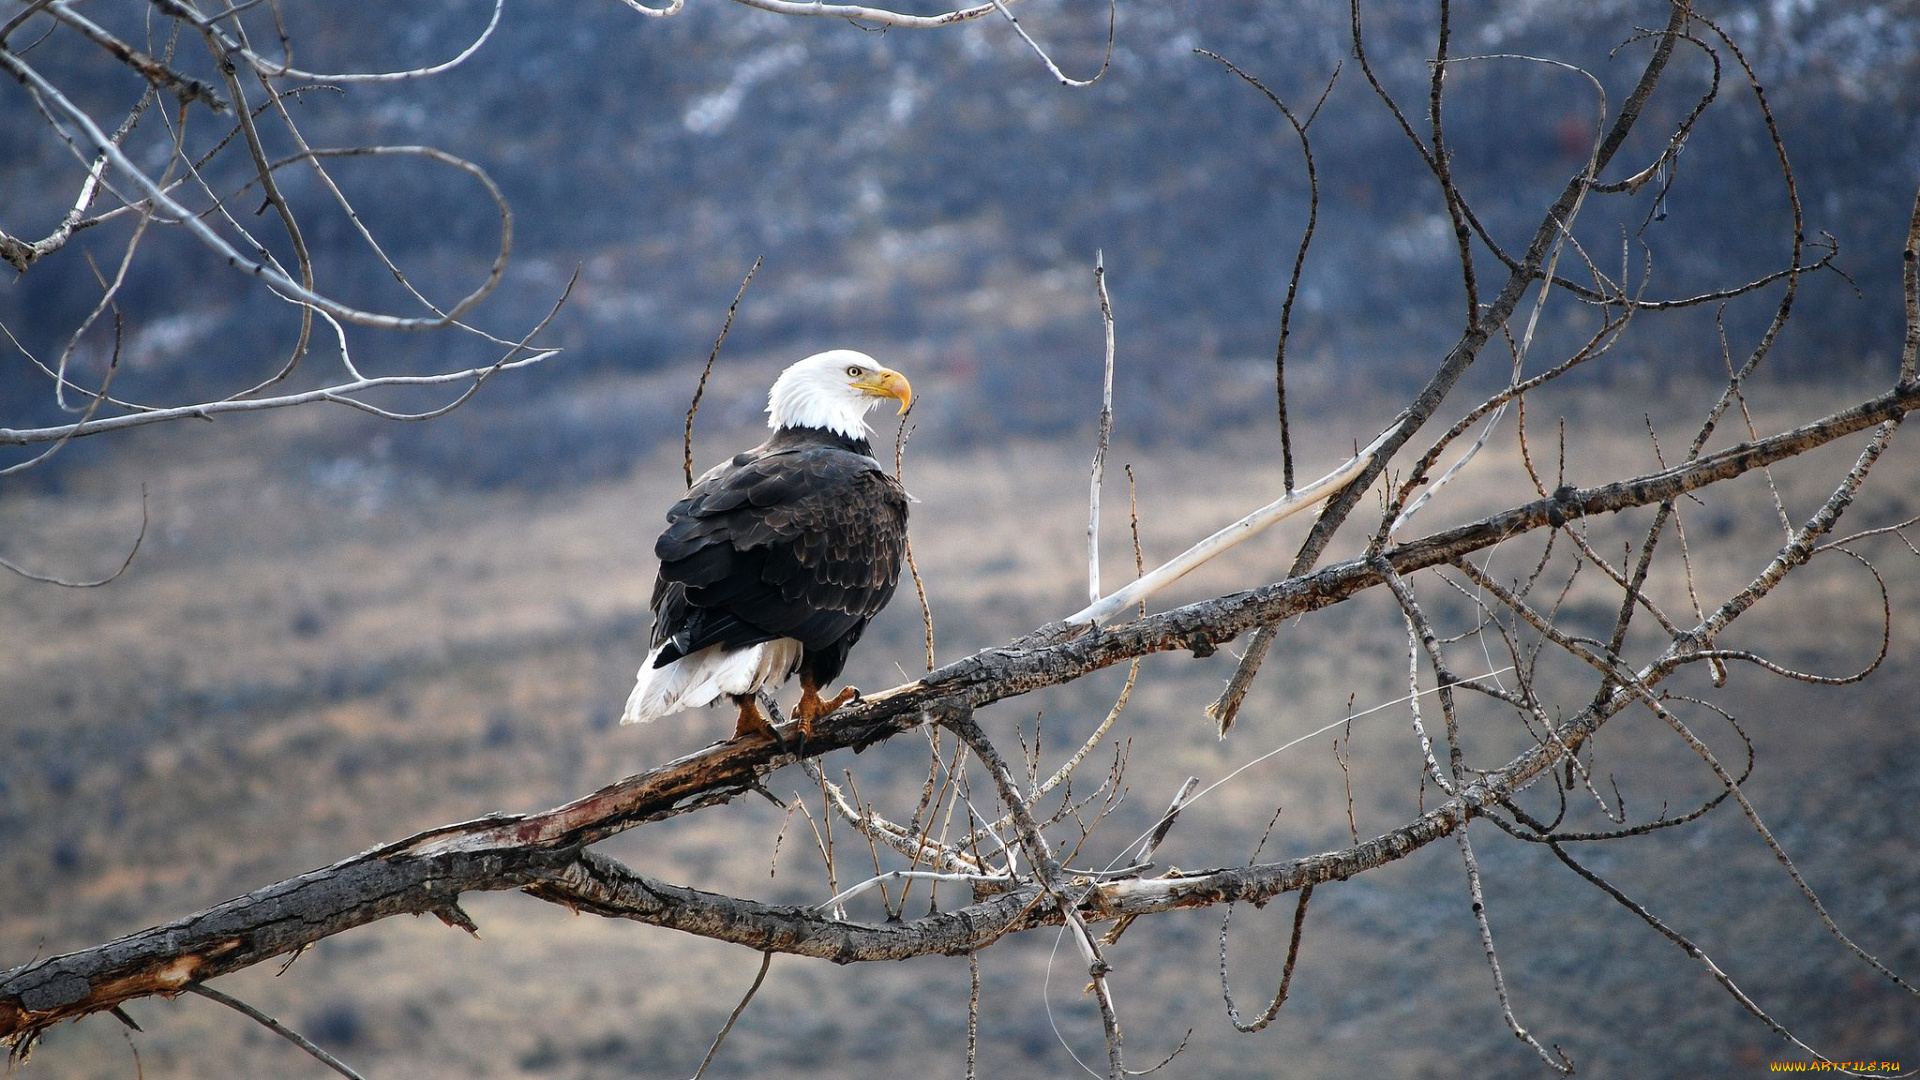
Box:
(4, 0), (1917, 489)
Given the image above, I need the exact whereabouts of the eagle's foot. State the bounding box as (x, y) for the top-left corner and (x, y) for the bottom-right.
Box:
(794, 683), (859, 740)
(731, 697), (785, 748)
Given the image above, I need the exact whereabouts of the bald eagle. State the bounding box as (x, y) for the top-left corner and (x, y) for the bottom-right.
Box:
(621, 350), (913, 742)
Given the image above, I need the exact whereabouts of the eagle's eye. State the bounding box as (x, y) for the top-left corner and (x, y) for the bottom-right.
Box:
(846, 365), (863, 377)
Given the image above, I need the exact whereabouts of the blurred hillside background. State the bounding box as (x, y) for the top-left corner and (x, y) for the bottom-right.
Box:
(4, 0), (1919, 1076)
(6, 0), (1918, 485)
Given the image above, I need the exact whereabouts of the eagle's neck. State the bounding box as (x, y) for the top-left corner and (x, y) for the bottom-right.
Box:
(768, 424), (876, 459)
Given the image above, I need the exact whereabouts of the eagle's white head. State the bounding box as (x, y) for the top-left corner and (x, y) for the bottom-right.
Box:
(766, 350), (913, 442)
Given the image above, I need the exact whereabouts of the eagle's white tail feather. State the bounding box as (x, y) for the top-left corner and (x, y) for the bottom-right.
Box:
(621, 639), (803, 725)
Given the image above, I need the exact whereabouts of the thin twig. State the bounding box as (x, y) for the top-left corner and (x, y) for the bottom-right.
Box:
(1542, 839), (1826, 1056)
(1194, 50), (1338, 492)
(688, 951), (774, 1080)
(967, 951), (981, 1080)
(721, 0), (1015, 30)
(684, 256), (763, 487)
(1089, 252), (1117, 605)
(1456, 828), (1574, 1073)
(0, 485), (147, 586)
(1133, 776), (1199, 865)
(984, 0), (1112, 87)
(186, 984), (368, 1080)
(2, 351), (555, 447)
(1219, 884), (1313, 1033)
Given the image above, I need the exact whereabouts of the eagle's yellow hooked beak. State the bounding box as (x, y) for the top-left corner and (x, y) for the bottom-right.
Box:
(856, 367), (913, 415)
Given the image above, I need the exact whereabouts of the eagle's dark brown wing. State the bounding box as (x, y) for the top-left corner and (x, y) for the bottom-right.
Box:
(648, 428), (908, 687)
